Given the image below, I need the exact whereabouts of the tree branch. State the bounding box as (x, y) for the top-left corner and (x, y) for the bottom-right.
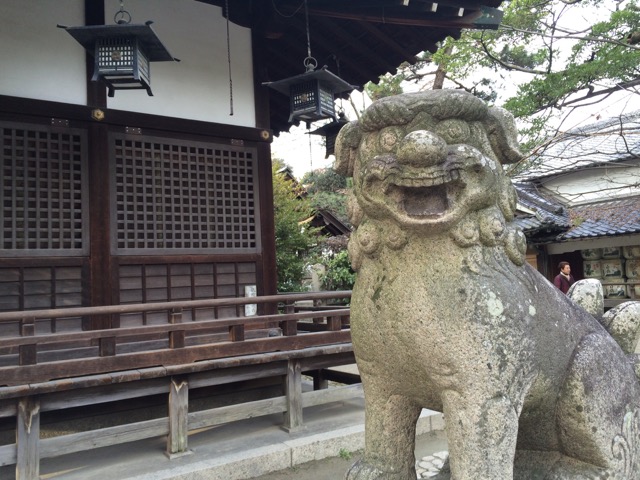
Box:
(478, 35), (548, 75)
(501, 24), (640, 51)
(558, 78), (640, 108)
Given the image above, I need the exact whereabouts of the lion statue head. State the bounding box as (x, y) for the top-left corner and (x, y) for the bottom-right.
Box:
(335, 90), (528, 270)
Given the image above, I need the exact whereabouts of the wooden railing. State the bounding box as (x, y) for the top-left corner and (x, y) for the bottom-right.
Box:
(0, 291), (356, 480)
(0, 291), (352, 387)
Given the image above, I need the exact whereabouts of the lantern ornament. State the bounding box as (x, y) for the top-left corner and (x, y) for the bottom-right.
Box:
(262, 0), (355, 127)
(264, 58), (354, 127)
(309, 112), (350, 158)
(60, 4), (176, 97)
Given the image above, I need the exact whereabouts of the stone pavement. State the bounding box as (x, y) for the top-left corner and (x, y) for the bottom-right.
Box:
(249, 430), (448, 480)
(30, 396), (448, 480)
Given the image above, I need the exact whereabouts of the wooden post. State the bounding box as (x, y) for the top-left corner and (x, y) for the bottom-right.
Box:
(16, 396), (40, 480)
(19, 317), (36, 366)
(169, 309), (185, 349)
(229, 324), (245, 342)
(99, 336), (116, 356)
(282, 359), (304, 432)
(327, 315), (341, 331)
(280, 320), (297, 336)
(312, 369), (329, 390)
(166, 376), (191, 458)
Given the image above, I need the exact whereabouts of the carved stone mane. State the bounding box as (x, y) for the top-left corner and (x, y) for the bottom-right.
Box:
(336, 90), (526, 270)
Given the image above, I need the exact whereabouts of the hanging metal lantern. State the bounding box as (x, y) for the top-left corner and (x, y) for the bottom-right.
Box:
(309, 112), (349, 158)
(264, 58), (355, 126)
(59, 6), (176, 97)
(262, 0), (354, 127)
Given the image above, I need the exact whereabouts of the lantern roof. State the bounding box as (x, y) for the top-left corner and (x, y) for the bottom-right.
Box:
(63, 23), (175, 62)
(263, 67), (356, 97)
(309, 114), (350, 136)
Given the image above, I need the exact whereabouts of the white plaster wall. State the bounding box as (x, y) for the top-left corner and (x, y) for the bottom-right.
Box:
(104, 0), (255, 127)
(0, 0), (256, 127)
(0, 0), (87, 104)
(542, 162), (640, 205)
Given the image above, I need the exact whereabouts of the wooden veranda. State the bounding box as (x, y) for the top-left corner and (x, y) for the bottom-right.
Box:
(0, 291), (356, 480)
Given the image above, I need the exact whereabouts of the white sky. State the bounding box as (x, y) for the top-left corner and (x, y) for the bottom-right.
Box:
(271, 90), (371, 179)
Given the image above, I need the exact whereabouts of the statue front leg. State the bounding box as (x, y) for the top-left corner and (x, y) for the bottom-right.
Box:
(346, 374), (421, 480)
(441, 390), (519, 480)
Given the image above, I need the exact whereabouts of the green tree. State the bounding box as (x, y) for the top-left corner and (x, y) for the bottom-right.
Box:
(301, 167), (347, 194)
(364, 0), (640, 151)
(320, 249), (356, 292)
(272, 160), (321, 292)
(301, 167), (351, 226)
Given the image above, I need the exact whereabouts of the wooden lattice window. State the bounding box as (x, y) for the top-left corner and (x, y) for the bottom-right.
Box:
(111, 134), (260, 255)
(1, 123), (88, 257)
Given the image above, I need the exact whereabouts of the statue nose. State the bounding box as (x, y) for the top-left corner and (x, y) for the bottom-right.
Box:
(396, 130), (448, 167)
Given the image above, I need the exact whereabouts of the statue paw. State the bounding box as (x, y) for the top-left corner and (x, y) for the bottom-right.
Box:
(345, 459), (416, 480)
(345, 460), (385, 480)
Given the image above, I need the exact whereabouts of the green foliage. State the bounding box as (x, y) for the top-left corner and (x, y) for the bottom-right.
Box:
(359, 0), (640, 149)
(272, 160), (322, 292)
(312, 192), (350, 225)
(339, 448), (353, 461)
(460, 0), (640, 143)
(302, 167), (351, 226)
(365, 72), (406, 101)
(321, 250), (356, 291)
(301, 167), (347, 193)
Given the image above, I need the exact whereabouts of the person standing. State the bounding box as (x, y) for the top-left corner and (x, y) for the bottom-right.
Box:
(553, 261), (575, 294)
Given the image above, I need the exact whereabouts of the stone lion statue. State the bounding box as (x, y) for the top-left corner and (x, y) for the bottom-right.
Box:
(334, 90), (640, 479)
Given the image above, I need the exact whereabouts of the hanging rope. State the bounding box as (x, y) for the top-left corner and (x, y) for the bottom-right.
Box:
(304, 0), (311, 59)
(225, 0), (234, 116)
(308, 126), (313, 171)
(302, 0), (317, 72)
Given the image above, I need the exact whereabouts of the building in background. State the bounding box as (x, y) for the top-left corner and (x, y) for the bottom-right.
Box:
(513, 112), (640, 308)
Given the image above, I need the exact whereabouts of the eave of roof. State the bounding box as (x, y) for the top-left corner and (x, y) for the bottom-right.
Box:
(513, 183), (570, 236)
(513, 112), (640, 182)
(202, 0), (505, 134)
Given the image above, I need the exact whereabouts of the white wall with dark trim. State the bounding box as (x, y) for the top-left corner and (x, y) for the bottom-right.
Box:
(0, 0), (256, 127)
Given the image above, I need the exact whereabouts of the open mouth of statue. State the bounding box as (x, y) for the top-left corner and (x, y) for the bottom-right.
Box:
(397, 184), (448, 217)
(383, 169), (460, 219)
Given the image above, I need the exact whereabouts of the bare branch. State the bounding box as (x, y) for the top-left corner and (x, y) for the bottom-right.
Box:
(558, 78), (640, 108)
(500, 24), (640, 51)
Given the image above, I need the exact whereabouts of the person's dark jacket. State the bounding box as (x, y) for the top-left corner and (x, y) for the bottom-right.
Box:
(553, 273), (575, 294)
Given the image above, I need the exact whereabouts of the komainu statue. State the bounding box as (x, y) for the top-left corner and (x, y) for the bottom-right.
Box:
(335, 90), (640, 479)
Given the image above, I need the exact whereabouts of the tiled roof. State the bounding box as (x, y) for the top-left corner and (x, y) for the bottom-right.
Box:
(512, 112), (640, 181)
(559, 196), (640, 240)
(513, 186), (640, 243)
(513, 183), (570, 236)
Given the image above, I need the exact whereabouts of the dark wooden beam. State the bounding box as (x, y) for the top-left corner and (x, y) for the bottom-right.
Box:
(256, 141), (277, 301)
(356, 20), (420, 65)
(0, 96), (272, 144)
(307, 7), (484, 28)
(87, 121), (113, 329)
(85, 0), (107, 108)
(311, 16), (394, 76)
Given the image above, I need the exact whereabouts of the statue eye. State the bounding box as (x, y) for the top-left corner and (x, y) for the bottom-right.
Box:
(378, 127), (403, 152)
(435, 119), (470, 144)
